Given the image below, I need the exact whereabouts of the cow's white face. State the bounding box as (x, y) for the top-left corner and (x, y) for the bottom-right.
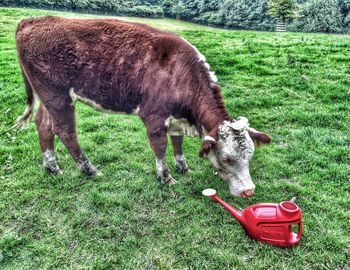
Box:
(208, 117), (256, 197)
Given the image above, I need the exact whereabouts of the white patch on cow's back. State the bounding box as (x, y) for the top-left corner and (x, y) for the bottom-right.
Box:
(180, 37), (218, 86)
(165, 116), (199, 137)
(180, 37), (206, 62)
(209, 71), (218, 83)
(69, 88), (139, 115)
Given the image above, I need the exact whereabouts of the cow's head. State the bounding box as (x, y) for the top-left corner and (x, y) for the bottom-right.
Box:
(199, 117), (271, 197)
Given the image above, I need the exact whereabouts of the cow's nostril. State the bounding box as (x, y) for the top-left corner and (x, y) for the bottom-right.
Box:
(243, 189), (254, 197)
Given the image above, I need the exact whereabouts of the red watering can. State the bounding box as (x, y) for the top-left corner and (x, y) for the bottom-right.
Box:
(202, 188), (302, 248)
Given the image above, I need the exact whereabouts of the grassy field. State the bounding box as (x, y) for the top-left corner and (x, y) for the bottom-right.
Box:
(0, 7), (349, 270)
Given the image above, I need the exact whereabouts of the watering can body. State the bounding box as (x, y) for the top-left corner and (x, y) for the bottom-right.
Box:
(240, 201), (302, 247)
(203, 189), (302, 248)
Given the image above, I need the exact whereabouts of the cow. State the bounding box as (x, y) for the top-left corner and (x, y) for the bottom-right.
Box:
(14, 16), (271, 198)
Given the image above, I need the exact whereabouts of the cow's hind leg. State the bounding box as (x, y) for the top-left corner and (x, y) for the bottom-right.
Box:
(170, 135), (189, 174)
(45, 96), (101, 177)
(35, 104), (62, 175)
(143, 116), (176, 185)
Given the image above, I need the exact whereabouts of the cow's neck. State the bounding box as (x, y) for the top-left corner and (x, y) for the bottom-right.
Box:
(194, 86), (231, 137)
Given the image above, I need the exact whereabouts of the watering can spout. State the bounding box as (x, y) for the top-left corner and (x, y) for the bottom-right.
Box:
(202, 189), (245, 225)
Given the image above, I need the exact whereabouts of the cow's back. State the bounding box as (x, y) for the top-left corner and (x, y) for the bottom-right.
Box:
(16, 16), (180, 62)
(16, 16), (197, 114)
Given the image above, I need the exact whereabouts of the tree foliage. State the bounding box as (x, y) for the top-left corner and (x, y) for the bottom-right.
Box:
(268, 0), (299, 20)
(1, 0), (164, 17)
(290, 0), (343, 33)
(338, 0), (350, 28)
(1, 0), (349, 33)
(218, 0), (274, 30)
(171, 1), (186, 18)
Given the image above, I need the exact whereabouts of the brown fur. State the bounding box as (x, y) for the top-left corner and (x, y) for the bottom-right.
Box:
(15, 16), (269, 179)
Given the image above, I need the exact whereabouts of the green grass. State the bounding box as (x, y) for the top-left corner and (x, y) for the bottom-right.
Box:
(0, 6), (349, 270)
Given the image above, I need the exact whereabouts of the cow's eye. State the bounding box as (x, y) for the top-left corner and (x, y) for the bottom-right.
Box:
(222, 158), (232, 164)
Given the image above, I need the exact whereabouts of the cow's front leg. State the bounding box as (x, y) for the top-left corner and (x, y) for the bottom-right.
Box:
(144, 116), (176, 185)
(155, 157), (176, 185)
(170, 135), (189, 174)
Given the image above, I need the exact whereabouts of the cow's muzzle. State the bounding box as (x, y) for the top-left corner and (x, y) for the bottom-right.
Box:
(238, 188), (255, 198)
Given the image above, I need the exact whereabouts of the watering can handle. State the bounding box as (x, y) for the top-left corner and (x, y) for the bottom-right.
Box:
(297, 221), (303, 240)
(289, 197), (302, 244)
(289, 220), (303, 245)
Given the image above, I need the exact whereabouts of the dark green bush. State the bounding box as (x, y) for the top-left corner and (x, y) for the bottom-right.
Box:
(126, 5), (164, 18)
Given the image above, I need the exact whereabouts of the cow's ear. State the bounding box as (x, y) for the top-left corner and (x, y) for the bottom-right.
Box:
(199, 136), (216, 158)
(248, 128), (272, 147)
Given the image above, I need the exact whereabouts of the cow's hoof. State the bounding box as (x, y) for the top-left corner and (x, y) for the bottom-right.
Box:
(78, 158), (102, 177)
(45, 166), (63, 175)
(174, 158), (189, 174)
(83, 168), (102, 178)
(160, 175), (177, 185)
(175, 162), (190, 174)
(175, 165), (190, 174)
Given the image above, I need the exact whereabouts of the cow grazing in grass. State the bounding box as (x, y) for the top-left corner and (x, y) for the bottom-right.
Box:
(14, 16), (271, 197)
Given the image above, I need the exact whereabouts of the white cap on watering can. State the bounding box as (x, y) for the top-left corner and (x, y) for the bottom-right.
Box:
(202, 188), (217, 196)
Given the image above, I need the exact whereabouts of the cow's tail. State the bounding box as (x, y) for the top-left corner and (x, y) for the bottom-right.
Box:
(5, 67), (36, 133)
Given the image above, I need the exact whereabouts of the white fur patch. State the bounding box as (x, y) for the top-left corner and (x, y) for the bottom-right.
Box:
(174, 154), (189, 173)
(133, 106), (140, 115)
(69, 88), (139, 115)
(181, 37), (206, 62)
(207, 119), (256, 197)
(156, 158), (167, 178)
(180, 37), (218, 86)
(43, 149), (56, 167)
(42, 149), (62, 174)
(230, 117), (249, 131)
(209, 71), (218, 84)
(204, 135), (216, 142)
(174, 154), (184, 163)
(165, 116), (199, 137)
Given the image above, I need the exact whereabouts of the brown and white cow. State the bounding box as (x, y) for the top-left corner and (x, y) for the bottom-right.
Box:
(14, 16), (271, 197)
